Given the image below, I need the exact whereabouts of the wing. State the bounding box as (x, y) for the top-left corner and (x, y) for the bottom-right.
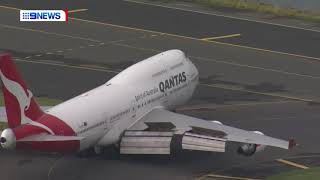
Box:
(122, 108), (295, 154)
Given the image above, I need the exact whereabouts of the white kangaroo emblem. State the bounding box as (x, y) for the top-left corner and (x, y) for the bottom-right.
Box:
(0, 71), (54, 134)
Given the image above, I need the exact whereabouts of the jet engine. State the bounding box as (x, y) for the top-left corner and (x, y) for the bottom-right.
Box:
(0, 128), (16, 149)
(211, 120), (222, 125)
(237, 131), (266, 156)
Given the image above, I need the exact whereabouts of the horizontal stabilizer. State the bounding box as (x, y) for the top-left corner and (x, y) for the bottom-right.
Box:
(17, 133), (84, 142)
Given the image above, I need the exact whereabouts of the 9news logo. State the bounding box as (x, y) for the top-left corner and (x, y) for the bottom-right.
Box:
(20, 10), (68, 22)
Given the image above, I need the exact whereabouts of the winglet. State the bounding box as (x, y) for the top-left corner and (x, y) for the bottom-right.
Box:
(288, 139), (297, 149)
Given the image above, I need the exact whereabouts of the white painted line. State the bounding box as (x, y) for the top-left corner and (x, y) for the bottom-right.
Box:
(68, 9), (88, 13)
(176, 3), (192, 8)
(205, 174), (261, 180)
(14, 57), (120, 74)
(202, 33), (241, 40)
(37, 60), (65, 64)
(123, 0), (320, 33)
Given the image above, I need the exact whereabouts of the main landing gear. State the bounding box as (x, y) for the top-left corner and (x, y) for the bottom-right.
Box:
(77, 144), (120, 160)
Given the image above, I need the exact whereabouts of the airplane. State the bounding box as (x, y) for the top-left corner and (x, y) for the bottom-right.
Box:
(0, 50), (296, 157)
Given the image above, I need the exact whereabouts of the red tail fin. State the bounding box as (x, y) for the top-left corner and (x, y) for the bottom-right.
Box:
(0, 54), (44, 128)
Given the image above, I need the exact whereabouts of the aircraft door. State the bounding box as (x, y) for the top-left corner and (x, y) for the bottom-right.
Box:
(131, 99), (137, 120)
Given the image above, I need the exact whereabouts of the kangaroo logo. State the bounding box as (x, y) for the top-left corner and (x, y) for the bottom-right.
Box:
(0, 70), (54, 134)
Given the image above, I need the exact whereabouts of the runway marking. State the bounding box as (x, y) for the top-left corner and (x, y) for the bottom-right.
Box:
(47, 156), (64, 180)
(0, 6), (316, 103)
(0, 24), (101, 43)
(21, 35), (148, 61)
(0, 5), (20, 11)
(123, 0), (320, 33)
(176, 3), (193, 8)
(1, 5), (320, 63)
(69, 18), (320, 63)
(200, 83), (319, 103)
(68, 9), (88, 13)
(176, 100), (296, 111)
(111, 42), (320, 80)
(38, 60), (65, 64)
(12, 57), (318, 105)
(60, 39), (320, 81)
(14, 58), (120, 74)
(191, 55), (320, 79)
(113, 42), (159, 53)
(8, 35), (147, 63)
(68, 17), (320, 63)
(201, 174), (261, 180)
(3, 2), (319, 34)
(201, 33), (241, 41)
(2, 21), (317, 85)
(276, 159), (309, 169)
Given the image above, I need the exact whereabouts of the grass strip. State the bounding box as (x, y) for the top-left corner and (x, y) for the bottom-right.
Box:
(268, 167), (320, 180)
(176, 0), (320, 22)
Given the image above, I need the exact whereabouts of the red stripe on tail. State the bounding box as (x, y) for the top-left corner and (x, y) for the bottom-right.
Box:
(0, 54), (44, 128)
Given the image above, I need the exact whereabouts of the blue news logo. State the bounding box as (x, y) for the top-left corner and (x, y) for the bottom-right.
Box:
(20, 10), (68, 22)
(22, 12), (61, 20)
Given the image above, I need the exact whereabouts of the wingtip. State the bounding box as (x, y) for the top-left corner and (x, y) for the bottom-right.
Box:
(288, 139), (297, 149)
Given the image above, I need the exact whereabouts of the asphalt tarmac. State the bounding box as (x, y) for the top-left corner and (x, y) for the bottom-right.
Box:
(0, 1), (320, 180)
(2, 0), (320, 57)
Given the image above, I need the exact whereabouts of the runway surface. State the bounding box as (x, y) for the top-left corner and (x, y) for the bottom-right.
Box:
(2, 0), (320, 58)
(1, 1), (320, 179)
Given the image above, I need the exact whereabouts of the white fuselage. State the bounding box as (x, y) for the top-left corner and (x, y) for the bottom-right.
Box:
(47, 50), (199, 150)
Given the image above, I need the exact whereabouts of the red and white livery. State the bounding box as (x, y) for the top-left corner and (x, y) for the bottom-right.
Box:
(0, 50), (296, 156)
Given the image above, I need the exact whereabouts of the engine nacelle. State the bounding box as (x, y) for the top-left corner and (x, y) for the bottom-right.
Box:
(0, 128), (16, 149)
(237, 131), (266, 156)
(237, 143), (257, 156)
(211, 120), (222, 125)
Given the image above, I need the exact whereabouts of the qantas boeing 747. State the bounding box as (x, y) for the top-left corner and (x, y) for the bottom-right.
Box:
(0, 50), (295, 157)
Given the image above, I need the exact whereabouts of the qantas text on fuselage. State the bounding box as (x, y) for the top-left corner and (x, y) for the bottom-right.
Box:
(0, 50), (295, 157)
